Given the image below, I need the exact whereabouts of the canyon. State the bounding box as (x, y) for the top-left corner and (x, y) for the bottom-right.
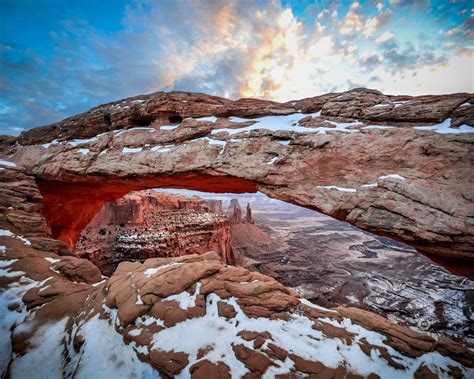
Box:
(0, 88), (473, 378)
(75, 190), (233, 276)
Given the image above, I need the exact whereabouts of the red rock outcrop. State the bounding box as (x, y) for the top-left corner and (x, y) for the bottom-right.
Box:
(225, 198), (273, 267)
(1, 166), (473, 377)
(3, 88), (472, 276)
(75, 190), (233, 275)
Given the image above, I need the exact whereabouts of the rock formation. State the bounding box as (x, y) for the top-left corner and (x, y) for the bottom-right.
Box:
(225, 198), (274, 267)
(75, 190), (233, 275)
(1, 88), (473, 377)
(3, 88), (472, 276)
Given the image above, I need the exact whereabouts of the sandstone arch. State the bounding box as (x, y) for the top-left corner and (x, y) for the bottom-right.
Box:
(1, 88), (474, 377)
(3, 88), (473, 276)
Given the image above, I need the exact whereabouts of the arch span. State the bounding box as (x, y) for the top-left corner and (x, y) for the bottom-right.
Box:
(37, 174), (258, 250)
(36, 170), (473, 278)
(6, 89), (472, 277)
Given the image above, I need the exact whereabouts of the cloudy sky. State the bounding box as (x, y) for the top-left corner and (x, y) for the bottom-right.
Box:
(1, 0), (473, 135)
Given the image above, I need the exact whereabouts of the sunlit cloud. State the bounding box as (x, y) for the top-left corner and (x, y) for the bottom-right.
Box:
(0, 0), (473, 135)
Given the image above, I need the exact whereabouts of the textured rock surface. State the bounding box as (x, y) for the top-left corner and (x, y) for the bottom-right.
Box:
(0, 88), (473, 377)
(75, 190), (233, 275)
(3, 88), (473, 274)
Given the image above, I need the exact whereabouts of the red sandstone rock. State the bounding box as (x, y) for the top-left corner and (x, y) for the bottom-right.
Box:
(1, 88), (473, 378)
(75, 190), (234, 275)
(7, 89), (472, 271)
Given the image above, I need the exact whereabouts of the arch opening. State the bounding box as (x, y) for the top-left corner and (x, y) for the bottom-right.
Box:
(65, 186), (474, 344)
(36, 173), (472, 279)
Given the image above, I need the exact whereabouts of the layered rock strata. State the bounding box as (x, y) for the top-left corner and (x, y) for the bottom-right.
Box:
(75, 190), (233, 276)
(2, 88), (472, 275)
(0, 88), (473, 377)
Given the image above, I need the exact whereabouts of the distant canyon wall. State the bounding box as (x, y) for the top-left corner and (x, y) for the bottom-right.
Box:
(75, 190), (233, 276)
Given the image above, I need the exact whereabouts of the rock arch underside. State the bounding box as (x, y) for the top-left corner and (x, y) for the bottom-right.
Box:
(1, 88), (473, 378)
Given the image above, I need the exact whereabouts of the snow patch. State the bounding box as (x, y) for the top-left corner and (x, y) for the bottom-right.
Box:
(414, 118), (474, 134)
(160, 124), (179, 131)
(267, 157), (279, 165)
(115, 127), (155, 136)
(70, 314), (158, 378)
(362, 182), (378, 188)
(0, 159), (16, 167)
(122, 147), (143, 154)
(164, 282), (201, 310)
(68, 137), (98, 146)
(78, 148), (90, 155)
(143, 262), (183, 278)
(10, 318), (69, 378)
(0, 229), (31, 245)
(317, 185), (358, 193)
(195, 116), (217, 123)
(214, 112), (351, 136)
(379, 174), (405, 181)
(150, 145), (174, 153)
(41, 139), (59, 148)
(362, 125), (395, 130)
(44, 257), (61, 264)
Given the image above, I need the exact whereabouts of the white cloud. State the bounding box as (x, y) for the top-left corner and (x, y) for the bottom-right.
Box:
(376, 31), (395, 43)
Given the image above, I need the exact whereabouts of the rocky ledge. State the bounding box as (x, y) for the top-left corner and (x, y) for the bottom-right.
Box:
(1, 88), (473, 275)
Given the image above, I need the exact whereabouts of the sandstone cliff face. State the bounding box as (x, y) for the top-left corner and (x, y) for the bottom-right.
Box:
(75, 190), (233, 276)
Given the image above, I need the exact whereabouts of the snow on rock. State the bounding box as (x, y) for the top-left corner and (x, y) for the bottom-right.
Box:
(68, 137), (100, 146)
(41, 139), (59, 148)
(0, 229), (14, 237)
(115, 127), (156, 136)
(195, 116), (217, 123)
(393, 100), (411, 108)
(362, 182), (378, 188)
(160, 125), (179, 131)
(10, 318), (69, 378)
(164, 282), (202, 310)
(78, 148), (90, 155)
(68, 314), (158, 379)
(216, 112), (345, 136)
(0, 276), (44, 373)
(0, 229), (31, 245)
(0, 159), (16, 167)
(144, 262), (183, 278)
(122, 147), (143, 154)
(147, 293), (470, 378)
(362, 125), (395, 130)
(267, 157), (279, 165)
(414, 118), (474, 134)
(459, 102), (471, 107)
(150, 145), (173, 153)
(44, 257), (61, 264)
(317, 185), (358, 193)
(379, 174), (405, 181)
